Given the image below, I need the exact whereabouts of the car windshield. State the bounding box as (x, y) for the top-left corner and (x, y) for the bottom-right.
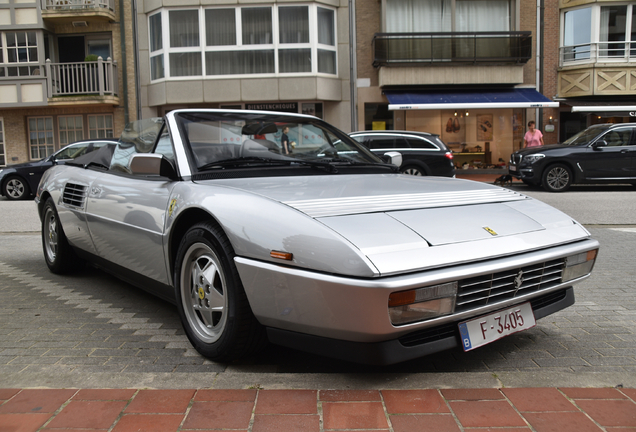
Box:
(562, 126), (606, 146)
(174, 111), (383, 170)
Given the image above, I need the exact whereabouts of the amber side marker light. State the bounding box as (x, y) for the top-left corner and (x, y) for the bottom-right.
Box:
(270, 251), (293, 261)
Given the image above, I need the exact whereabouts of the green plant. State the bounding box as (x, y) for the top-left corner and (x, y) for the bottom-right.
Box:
(84, 54), (99, 62)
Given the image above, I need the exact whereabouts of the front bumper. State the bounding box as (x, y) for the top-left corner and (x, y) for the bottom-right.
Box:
(508, 164), (537, 181)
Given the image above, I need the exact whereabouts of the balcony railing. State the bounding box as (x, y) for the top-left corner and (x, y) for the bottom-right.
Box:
(560, 42), (636, 66)
(373, 32), (532, 67)
(41, 0), (114, 12)
(45, 58), (118, 97)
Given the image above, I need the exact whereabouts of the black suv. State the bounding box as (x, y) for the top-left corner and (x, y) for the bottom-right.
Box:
(349, 130), (455, 177)
(509, 123), (636, 192)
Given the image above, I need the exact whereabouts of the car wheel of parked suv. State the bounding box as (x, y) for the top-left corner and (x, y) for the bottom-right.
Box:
(3, 176), (30, 200)
(542, 164), (572, 192)
(401, 165), (425, 176)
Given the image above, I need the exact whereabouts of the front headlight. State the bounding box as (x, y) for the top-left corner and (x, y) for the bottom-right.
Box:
(523, 154), (545, 164)
(388, 282), (457, 325)
(562, 249), (598, 282)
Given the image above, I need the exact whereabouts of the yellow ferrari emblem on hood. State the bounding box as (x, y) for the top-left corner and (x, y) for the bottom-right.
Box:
(483, 227), (498, 236)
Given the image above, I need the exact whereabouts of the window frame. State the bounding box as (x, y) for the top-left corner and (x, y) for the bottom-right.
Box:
(28, 116), (55, 160)
(148, 4), (338, 81)
(88, 114), (114, 139)
(0, 31), (42, 78)
(58, 115), (85, 147)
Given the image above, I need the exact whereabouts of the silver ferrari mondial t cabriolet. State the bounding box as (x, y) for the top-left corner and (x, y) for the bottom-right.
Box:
(36, 109), (599, 365)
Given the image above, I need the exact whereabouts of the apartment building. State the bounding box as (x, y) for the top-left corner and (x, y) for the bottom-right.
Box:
(136, 0), (352, 131)
(0, 0), (137, 167)
(354, 0), (561, 169)
(556, 0), (636, 141)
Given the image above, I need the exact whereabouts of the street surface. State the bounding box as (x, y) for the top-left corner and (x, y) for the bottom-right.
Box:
(0, 182), (635, 389)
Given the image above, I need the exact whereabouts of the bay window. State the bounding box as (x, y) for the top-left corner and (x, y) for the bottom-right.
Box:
(148, 4), (337, 80)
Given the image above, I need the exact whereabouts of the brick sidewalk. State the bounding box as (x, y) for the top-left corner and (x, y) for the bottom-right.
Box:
(1, 387), (635, 431)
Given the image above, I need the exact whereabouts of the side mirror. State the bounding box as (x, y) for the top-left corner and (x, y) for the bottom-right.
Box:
(130, 154), (178, 180)
(592, 140), (608, 149)
(383, 151), (403, 168)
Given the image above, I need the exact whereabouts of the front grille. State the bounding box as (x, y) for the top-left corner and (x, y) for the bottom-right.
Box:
(62, 183), (87, 208)
(399, 289), (568, 348)
(455, 258), (565, 313)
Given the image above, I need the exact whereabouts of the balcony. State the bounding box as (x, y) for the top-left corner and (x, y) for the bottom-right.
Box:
(559, 42), (636, 66)
(40, 0), (116, 24)
(373, 32), (532, 67)
(45, 58), (118, 104)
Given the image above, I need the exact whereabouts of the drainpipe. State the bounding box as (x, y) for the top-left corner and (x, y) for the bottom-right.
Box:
(119, 0), (129, 126)
(349, 0), (358, 132)
(535, 0), (542, 129)
(132, 0), (141, 121)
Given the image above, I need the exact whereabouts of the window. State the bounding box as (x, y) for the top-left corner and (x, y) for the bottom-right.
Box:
(88, 114), (114, 139)
(406, 138), (437, 150)
(148, 5), (337, 80)
(1, 31), (40, 77)
(562, 3), (636, 64)
(28, 117), (54, 159)
(59, 116), (84, 147)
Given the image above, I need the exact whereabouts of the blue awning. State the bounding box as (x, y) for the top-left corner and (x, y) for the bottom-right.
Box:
(385, 88), (559, 110)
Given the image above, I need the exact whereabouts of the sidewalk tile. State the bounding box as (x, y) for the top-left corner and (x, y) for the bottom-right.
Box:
(112, 414), (184, 432)
(323, 401), (387, 430)
(574, 400), (636, 427)
(561, 388), (627, 400)
(252, 414), (320, 432)
(44, 400), (127, 429)
(449, 400), (527, 428)
(502, 388), (578, 412)
(441, 388), (505, 401)
(320, 389), (381, 402)
(0, 388), (20, 401)
(0, 389), (76, 413)
(383, 390), (449, 414)
(182, 401), (253, 429)
(0, 413), (51, 432)
(255, 389), (317, 414)
(125, 389), (195, 413)
(391, 414), (460, 432)
(522, 412), (603, 432)
(74, 389), (136, 401)
(194, 389), (257, 402)
(622, 388), (636, 401)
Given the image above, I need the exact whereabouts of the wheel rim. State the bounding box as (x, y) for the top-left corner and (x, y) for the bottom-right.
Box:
(546, 167), (570, 191)
(6, 179), (25, 198)
(43, 207), (59, 263)
(180, 243), (228, 343)
(402, 167), (423, 176)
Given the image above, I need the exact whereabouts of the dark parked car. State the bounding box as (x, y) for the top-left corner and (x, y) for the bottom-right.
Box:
(509, 123), (636, 192)
(349, 130), (455, 177)
(0, 139), (117, 200)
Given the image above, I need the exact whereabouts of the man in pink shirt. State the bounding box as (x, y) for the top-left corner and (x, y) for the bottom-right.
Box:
(524, 120), (545, 148)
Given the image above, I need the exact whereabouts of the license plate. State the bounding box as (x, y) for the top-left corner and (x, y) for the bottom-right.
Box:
(509, 165), (517, 172)
(458, 303), (536, 352)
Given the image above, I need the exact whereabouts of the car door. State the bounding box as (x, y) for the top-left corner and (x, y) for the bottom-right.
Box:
(582, 127), (636, 180)
(84, 133), (176, 285)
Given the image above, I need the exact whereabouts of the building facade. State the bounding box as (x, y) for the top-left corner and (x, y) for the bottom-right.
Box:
(0, 0), (137, 167)
(136, 0), (353, 131)
(354, 0), (561, 170)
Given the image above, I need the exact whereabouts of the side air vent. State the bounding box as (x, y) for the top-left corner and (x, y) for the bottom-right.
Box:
(62, 183), (87, 208)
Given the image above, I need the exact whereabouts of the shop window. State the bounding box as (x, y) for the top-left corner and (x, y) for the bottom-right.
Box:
(0, 118), (5, 166)
(28, 117), (54, 160)
(59, 116), (84, 147)
(88, 114), (114, 139)
(364, 104), (394, 131)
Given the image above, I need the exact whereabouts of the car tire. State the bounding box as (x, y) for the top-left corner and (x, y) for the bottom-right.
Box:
(542, 164), (572, 192)
(174, 221), (266, 362)
(400, 165), (425, 176)
(3, 176), (30, 200)
(42, 198), (80, 274)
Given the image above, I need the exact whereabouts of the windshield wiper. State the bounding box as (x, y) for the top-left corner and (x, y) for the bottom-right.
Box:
(309, 158), (399, 172)
(198, 157), (289, 170)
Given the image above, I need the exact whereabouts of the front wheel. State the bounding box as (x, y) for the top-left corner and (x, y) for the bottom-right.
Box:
(542, 164), (572, 192)
(174, 222), (266, 362)
(400, 165), (425, 176)
(3, 176), (30, 200)
(42, 198), (79, 273)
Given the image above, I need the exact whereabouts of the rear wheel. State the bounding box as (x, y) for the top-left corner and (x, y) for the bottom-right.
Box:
(542, 164), (572, 192)
(3, 176), (30, 200)
(42, 198), (79, 274)
(400, 165), (425, 176)
(174, 222), (266, 362)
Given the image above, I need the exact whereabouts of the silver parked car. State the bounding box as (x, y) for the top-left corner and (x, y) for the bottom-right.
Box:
(36, 109), (599, 365)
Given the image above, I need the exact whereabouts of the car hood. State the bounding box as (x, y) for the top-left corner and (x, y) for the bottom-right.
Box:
(514, 143), (581, 156)
(207, 174), (590, 275)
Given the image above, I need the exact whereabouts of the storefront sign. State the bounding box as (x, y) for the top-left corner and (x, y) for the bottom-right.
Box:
(246, 103), (298, 113)
(545, 125), (555, 133)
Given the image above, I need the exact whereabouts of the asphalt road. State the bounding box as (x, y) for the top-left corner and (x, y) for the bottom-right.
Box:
(0, 183), (635, 389)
